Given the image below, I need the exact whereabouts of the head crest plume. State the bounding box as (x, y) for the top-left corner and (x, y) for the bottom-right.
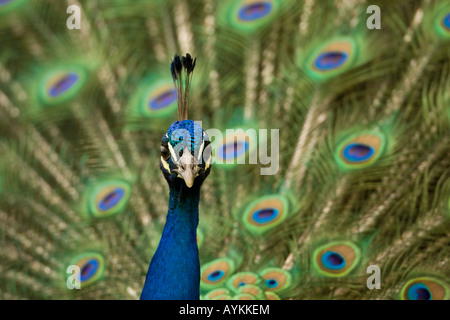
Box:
(170, 53), (197, 121)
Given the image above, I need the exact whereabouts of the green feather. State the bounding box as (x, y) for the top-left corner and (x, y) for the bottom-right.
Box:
(0, 0), (449, 301)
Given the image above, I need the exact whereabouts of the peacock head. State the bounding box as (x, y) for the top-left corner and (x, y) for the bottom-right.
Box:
(161, 54), (210, 189)
(160, 120), (212, 189)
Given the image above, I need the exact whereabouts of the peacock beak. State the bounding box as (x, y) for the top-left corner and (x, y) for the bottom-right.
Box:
(180, 167), (195, 188)
(174, 147), (200, 188)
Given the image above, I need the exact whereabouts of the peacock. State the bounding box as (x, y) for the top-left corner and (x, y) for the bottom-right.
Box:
(140, 53), (212, 300)
(0, 0), (449, 301)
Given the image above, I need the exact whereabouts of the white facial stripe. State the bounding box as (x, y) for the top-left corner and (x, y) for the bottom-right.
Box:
(205, 154), (211, 170)
(198, 141), (205, 161)
(161, 157), (171, 174)
(168, 143), (178, 162)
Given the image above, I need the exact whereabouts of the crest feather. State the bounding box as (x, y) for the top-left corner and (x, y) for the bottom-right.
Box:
(170, 53), (197, 121)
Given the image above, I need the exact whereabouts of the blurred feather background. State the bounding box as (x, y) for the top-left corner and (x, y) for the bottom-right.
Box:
(0, 0), (449, 300)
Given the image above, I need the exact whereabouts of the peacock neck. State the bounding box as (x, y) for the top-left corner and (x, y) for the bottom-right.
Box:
(140, 184), (201, 300)
(167, 184), (200, 228)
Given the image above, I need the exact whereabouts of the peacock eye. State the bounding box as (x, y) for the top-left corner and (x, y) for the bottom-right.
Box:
(161, 146), (170, 161)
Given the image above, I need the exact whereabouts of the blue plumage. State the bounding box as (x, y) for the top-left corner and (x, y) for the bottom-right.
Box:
(140, 55), (210, 300)
(141, 120), (210, 300)
(140, 185), (201, 299)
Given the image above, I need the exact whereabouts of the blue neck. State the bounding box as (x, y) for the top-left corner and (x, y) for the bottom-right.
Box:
(140, 184), (201, 300)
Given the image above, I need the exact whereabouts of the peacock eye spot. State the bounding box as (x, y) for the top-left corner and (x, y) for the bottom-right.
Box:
(161, 146), (170, 161)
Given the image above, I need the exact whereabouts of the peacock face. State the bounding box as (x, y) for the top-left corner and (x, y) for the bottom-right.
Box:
(160, 120), (211, 188)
